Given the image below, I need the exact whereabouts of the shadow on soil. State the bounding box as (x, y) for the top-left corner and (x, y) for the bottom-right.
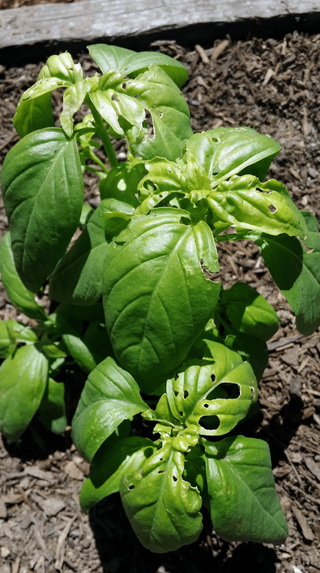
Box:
(89, 496), (278, 573)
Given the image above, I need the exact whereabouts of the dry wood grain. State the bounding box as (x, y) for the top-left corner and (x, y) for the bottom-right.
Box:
(1, 0), (320, 62)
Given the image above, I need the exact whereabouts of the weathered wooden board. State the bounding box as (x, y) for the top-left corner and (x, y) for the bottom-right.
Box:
(1, 0), (320, 63)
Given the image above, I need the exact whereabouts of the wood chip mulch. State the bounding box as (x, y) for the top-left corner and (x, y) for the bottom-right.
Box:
(0, 30), (320, 573)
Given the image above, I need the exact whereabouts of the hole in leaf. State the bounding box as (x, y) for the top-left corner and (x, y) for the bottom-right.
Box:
(144, 110), (155, 140)
(121, 82), (127, 90)
(111, 94), (119, 102)
(128, 484), (134, 490)
(159, 458), (164, 461)
(250, 386), (255, 399)
(203, 403), (209, 409)
(144, 179), (157, 191)
(158, 470), (164, 474)
(200, 259), (219, 282)
(183, 390), (189, 399)
(268, 204), (277, 213)
(301, 238), (314, 254)
(174, 391), (179, 397)
(211, 374), (216, 383)
(117, 178), (127, 192)
(219, 383), (241, 399)
(172, 475), (177, 482)
(159, 112), (163, 119)
(179, 411), (183, 417)
(200, 415), (220, 430)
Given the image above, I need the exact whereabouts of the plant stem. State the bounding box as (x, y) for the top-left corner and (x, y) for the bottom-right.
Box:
(89, 103), (118, 168)
(86, 148), (109, 175)
(85, 165), (106, 179)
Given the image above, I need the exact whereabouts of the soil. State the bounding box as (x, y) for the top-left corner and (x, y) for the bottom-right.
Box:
(1, 23), (320, 573)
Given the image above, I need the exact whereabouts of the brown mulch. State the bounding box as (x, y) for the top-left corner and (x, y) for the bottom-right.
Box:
(1, 30), (320, 573)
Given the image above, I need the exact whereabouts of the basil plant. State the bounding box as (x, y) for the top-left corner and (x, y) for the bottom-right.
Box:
(1, 44), (320, 553)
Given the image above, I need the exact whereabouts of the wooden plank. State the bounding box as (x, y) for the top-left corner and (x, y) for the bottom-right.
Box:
(1, 0), (320, 63)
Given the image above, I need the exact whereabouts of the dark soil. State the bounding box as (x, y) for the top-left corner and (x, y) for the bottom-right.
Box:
(1, 28), (320, 573)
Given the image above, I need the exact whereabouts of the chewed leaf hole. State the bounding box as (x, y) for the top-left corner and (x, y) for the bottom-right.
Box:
(174, 391), (179, 397)
(128, 484), (134, 490)
(144, 179), (157, 191)
(211, 374), (216, 383)
(144, 110), (155, 140)
(203, 403), (209, 409)
(219, 383), (241, 399)
(121, 82), (127, 90)
(301, 238), (314, 254)
(250, 386), (255, 399)
(268, 204), (278, 213)
(111, 94), (119, 102)
(159, 112), (163, 119)
(184, 390), (189, 399)
(158, 470), (164, 474)
(172, 475), (177, 482)
(200, 259), (219, 282)
(200, 415), (220, 430)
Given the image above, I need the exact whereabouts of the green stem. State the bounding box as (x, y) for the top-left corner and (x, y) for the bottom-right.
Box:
(89, 102), (118, 168)
(86, 149), (109, 175)
(84, 165), (106, 179)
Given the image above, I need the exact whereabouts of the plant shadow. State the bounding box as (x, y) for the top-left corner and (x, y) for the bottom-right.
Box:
(89, 494), (278, 573)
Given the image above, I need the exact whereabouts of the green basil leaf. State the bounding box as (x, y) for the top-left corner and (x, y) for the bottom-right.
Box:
(13, 92), (55, 139)
(72, 357), (148, 462)
(13, 78), (70, 139)
(60, 78), (97, 136)
(221, 282), (279, 341)
(0, 343), (48, 441)
(254, 210), (320, 335)
(13, 51), (85, 137)
(88, 44), (188, 87)
(210, 127), (281, 184)
(80, 436), (156, 513)
(205, 435), (288, 544)
(1, 129), (84, 292)
(90, 65), (192, 161)
(125, 65), (192, 160)
(62, 331), (97, 374)
(0, 232), (47, 321)
(40, 334), (67, 359)
(83, 320), (114, 366)
(37, 378), (67, 434)
(138, 156), (211, 202)
(99, 161), (145, 208)
(49, 200), (111, 306)
(183, 132), (218, 178)
(39, 52), (83, 83)
(207, 175), (303, 236)
(223, 331), (269, 382)
(88, 44), (138, 74)
(79, 203), (93, 225)
(120, 435), (203, 553)
(183, 445), (208, 504)
(103, 211), (220, 393)
(166, 341), (258, 438)
(0, 320), (37, 358)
